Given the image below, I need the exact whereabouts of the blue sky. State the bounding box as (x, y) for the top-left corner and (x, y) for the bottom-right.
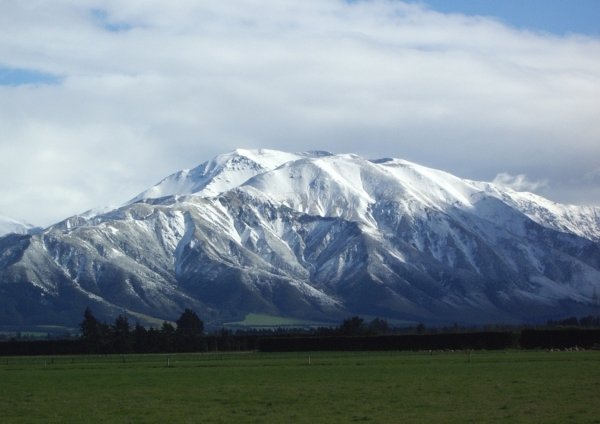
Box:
(0, 67), (61, 86)
(418, 0), (600, 35)
(0, 1), (599, 225)
(91, 8), (132, 32)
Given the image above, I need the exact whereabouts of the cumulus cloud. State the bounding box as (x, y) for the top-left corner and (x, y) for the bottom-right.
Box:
(0, 0), (599, 225)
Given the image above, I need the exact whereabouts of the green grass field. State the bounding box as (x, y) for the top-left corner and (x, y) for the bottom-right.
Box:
(224, 313), (331, 329)
(1, 350), (599, 423)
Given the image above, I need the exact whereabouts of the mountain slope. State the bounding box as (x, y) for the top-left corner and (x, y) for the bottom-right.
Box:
(1, 150), (599, 327)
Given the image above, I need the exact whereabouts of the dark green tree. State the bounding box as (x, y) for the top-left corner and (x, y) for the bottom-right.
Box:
(80, 307), (101, 353)
(368, 317), (390, 334)
(112, 314), (132, 353)
(133, 322), (149, 353)
(159, 321), (176, 352)
(339, 316), (365, 336)
(175, 309), (204, 352)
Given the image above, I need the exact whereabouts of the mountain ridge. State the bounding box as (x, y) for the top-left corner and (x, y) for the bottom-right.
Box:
(0, 215), (37, 237)
(1, 149), (599, 327)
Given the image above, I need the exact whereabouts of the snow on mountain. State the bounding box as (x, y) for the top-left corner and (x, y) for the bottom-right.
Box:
(132, 151), (600, 242)
(128, 149), (332, 204)
(493, 190), (600, 242)
(0, 215), (36, 237)
(1, 149), (599, 327)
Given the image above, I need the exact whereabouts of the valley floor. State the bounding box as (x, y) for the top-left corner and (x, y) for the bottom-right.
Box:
(1, 350), (599, 423)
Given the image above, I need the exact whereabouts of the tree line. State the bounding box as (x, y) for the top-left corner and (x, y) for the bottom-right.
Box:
(1, 311), (600, 356)
(80, 307), (205, 354)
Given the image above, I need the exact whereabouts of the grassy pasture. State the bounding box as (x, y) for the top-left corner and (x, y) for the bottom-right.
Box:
(224, 313), (330, 329)
(1, 350), (599, 423)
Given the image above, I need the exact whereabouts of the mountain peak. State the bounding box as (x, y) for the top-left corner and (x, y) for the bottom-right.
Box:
(128, 149), (333, 205)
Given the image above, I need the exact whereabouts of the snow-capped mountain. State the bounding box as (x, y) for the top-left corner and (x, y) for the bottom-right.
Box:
(128, 149), (332, 203)
(0, 215), (36, 237)
(1, 149), (599, 327)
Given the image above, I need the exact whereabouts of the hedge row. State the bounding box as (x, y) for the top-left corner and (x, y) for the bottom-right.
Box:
(1, 329), (599, 356)
(259, 329), (600, 352)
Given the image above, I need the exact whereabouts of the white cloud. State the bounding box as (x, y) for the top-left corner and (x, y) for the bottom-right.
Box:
(0, 0), (599, 225)
(492, 173), (548, 193)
